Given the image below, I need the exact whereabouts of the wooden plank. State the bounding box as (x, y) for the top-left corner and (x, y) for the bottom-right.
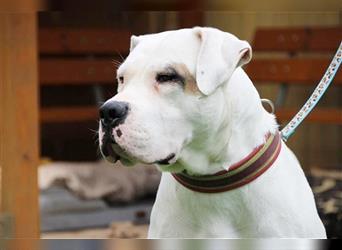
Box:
(39, 28), (131, 54)
(246, 58), (342, 85)
(0, 12), (40, 247)
(276, 108), (342, 124)
(41, 106), (98, 123)
(308, 27), (342, 52)
(126, 0), (201, 10)
(40, 59), (116, 85)
(40, 105), (342, 124)
(41, 58), (342, 86)
(253, 28), (308, 52)
(253, 27), (342, 52)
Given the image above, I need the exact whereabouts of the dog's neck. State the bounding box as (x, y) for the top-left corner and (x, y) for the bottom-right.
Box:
(174, 68), (278, 176)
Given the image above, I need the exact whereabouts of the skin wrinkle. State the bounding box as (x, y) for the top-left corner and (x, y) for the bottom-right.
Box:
(157, 94), (170, 163)
(153, 81), (159, 92)
(207, 90), (231, 163)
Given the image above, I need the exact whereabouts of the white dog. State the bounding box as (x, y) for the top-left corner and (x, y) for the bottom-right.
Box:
(98, 27), (326, 238)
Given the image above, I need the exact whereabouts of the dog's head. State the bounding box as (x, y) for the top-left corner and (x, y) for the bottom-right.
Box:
(99, 27), (252, 172)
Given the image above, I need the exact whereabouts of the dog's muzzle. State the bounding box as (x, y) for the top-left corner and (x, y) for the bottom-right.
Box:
(99, 100), (177, 166)
(99, 101), (129, 163)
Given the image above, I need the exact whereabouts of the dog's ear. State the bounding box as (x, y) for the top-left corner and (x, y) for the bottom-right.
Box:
(194, 27), (252, 95)
(130, 35), (140, 52)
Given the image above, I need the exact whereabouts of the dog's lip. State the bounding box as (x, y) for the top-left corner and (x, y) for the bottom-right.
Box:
(100, 131), (121, 163)
(100, 139), (120, 163)
(155, 153), (176, 165)
(100, 133), (136, 164)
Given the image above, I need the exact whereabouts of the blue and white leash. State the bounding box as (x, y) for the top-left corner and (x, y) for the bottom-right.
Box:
(280, 42), (342, 142)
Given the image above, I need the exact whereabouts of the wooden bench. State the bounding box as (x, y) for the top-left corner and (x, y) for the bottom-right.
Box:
(246, 27), (342, 125)
(39, 28), (131, 123)
(39, 27), (342, 125)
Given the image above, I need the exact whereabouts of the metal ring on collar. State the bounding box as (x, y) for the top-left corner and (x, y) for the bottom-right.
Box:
(261, 98), (275, 114)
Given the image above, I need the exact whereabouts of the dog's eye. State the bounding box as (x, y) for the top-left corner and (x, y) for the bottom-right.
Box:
(118, 76), (124, 84)
(156, 73), (180, 83)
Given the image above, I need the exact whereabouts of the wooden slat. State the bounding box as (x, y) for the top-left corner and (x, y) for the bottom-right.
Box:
(253, 27), (342, 52)
(41, 106), (98, 123)
(39, 59), (116, 85)
(126, 0), (202, 10)
(246, 58), (342, 84)
(40, 106), (342, 124)
(253, 28), (308, 52)
(39, 28), (131, 54)
(0, 12), (40, 248)
(42, 57), (342, 86)
(308, 27), (342, 52)
(276, 108), (342, 124)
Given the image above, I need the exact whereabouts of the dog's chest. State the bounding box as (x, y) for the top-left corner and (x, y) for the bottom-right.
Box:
(151, 173), (253, 237)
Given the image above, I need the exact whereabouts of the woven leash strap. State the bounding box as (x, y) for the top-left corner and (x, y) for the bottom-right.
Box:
(281, 42), (342, 141)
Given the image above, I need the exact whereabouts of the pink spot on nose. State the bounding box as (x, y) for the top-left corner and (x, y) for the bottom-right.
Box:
(116, 129), (122, 137)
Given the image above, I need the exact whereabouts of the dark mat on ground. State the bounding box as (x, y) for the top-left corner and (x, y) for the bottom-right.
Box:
(42, 240), (103, 250)
(40, 186), (153, 232)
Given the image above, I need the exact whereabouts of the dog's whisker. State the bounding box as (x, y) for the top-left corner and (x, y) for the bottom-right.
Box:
(112, 62), (121, 67)
(88, 128), (99, 134)
(112, 59), (123, 67)
(114, 50), (126, 62)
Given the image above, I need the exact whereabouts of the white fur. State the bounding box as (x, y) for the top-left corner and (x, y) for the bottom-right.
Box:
(99, 27), (326, 238)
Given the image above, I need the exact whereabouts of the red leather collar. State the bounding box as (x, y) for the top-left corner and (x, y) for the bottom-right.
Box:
(172, 132), (282, 193)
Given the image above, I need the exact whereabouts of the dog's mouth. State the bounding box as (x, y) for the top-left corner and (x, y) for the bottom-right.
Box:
(100, 134), (119, 163)
(100, 131), (177, 166)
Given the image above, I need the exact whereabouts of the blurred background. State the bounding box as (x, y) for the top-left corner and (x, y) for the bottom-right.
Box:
(0, 0), (341, 246)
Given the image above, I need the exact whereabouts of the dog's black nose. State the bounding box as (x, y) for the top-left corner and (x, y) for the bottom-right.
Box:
(99, 101), (129, 127)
